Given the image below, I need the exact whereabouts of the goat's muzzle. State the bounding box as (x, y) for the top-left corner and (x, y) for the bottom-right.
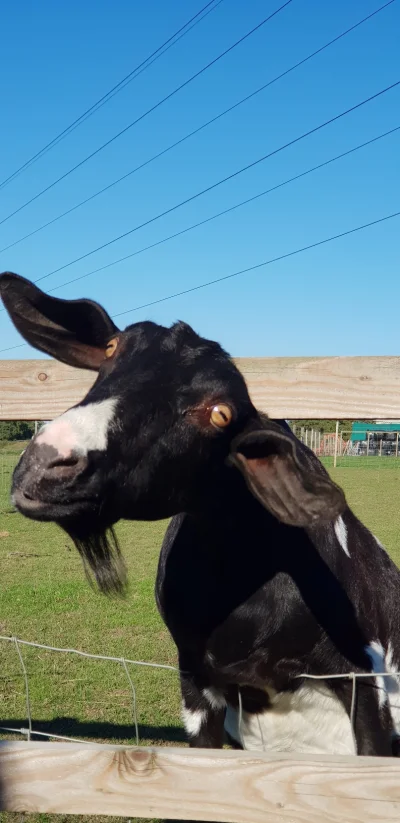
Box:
(11, 439), (89, 520)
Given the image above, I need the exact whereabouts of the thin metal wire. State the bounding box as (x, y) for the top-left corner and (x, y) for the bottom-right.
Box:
(0, 634), (179, 672)
(349, 673), (357, 730)
(0, 725), (93, 744)
(1, 634), (397, 750)
(121, 658), (139, 746)
(237, 687), (244, 749)
(298, 671), (397, 680)
(13, 637), (32, 741)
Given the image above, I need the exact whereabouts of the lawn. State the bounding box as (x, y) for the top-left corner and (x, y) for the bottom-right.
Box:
(1, 446), (400, 823)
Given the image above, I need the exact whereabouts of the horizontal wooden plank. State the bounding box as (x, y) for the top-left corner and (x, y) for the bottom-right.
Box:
(2, 742), (400, 822)
(2, 357), (400, 420)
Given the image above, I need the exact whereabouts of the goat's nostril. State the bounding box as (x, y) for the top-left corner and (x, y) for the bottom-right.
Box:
(48, 454), (80, 469)
(44, 453), (88, 478)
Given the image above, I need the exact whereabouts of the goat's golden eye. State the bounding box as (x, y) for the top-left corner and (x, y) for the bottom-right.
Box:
(105, 338), (118, 358)
(210, 404), (233, 428)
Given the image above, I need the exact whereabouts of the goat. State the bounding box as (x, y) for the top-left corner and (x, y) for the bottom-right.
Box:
(2, 270), (400, 757)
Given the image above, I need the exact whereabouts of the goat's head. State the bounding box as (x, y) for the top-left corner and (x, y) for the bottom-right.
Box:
(0, 272), (346, 592)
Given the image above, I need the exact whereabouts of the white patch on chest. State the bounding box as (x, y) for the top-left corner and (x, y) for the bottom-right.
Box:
(36, 398), (117, 457)
(224, 682), (356, 755)
(366, 641), (400, 734)
(334, 515), (350, 557)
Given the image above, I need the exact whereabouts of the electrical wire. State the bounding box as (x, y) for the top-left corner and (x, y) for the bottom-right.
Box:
(0, 1), (293, 228)
(0, 208), (398, 355)
(0, 0), (224, 192)
(43, 125), (399, 295)
(28, 79), (400, 285)
(112, 209), (400, 317)
(1, 0), (395, 256)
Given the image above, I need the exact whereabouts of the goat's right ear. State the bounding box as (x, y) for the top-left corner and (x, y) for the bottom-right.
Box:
(228, 422), (346, 527)
(0, 272), (120, 371)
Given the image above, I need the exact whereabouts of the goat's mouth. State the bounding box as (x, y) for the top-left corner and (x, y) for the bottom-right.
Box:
(12, 486), (97, 521)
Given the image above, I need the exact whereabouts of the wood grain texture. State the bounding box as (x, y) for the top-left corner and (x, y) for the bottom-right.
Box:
(1, 742), (400, 821)
(1, 357), (400, 420)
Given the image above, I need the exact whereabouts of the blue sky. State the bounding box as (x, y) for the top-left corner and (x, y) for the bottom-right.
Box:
(0, 0), (399, 358)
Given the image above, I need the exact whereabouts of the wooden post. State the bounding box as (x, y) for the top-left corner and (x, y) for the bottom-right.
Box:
(380, 438), (383, 457)
(300, 426), (305, 443)
(34, 420), (38, 435)
(305, 430), (308, 447)
(333, 421), (339, 468)
(396, 432), (399, 458)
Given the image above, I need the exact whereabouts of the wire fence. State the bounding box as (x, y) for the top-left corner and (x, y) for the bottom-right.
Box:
(0, 634), (179, 746)
(1, 633), (399, 752)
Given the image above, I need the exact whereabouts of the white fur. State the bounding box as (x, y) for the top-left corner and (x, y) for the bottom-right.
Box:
(203, 687), (226, 710)
(224, 682), (355, 755)
(334, 515), (350, 557)
(181, 704), (206, 737)
(366, 641), (400, 732)
(36, 398), (117, 457)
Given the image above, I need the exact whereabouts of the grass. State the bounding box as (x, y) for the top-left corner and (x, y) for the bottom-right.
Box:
(1, 450), (400, 823)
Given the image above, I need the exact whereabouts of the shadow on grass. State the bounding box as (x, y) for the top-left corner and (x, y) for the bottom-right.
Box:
(0, 716), (186, 745)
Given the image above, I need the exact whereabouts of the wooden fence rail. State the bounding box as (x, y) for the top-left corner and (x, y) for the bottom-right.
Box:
(2, 356), (400, 420)
(2, 741), (400, 822)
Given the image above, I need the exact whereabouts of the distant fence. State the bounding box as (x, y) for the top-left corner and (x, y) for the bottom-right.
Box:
(294, 426), (400, 462)
(2, 354), (400, 820)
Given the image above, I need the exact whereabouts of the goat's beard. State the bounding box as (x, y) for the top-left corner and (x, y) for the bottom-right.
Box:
(60, 517), (127, 596)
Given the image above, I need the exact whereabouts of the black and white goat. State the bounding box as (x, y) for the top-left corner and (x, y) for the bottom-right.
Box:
(2, 271), (400, 757)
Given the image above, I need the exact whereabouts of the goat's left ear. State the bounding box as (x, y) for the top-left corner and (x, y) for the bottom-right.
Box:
(228, 423), (346, 527)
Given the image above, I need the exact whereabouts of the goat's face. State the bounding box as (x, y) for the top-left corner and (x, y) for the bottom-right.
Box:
(1, 272), (346, 592)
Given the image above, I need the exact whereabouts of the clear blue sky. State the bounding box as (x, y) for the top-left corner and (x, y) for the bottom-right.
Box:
(0, 0), (399, 358)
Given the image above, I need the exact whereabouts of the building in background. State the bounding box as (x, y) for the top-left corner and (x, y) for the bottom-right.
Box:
(350, 422), (400, 456)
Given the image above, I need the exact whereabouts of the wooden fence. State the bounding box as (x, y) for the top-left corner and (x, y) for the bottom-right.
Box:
(2, 356), (400, 420)
(2, 741), (400, 821)
(1, 355), (400, 821)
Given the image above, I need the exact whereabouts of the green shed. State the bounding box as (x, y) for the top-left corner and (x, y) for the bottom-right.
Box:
(350, 422), (400, 442)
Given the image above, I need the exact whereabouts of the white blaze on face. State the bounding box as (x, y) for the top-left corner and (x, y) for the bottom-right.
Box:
(36, 398), (118, 458)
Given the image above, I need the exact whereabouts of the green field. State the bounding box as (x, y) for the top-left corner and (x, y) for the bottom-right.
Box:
(1, 445), (400, 823)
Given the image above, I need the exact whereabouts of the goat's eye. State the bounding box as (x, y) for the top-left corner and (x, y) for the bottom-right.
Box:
(105, 338), (118, 358)
(210, 404), (233, 429)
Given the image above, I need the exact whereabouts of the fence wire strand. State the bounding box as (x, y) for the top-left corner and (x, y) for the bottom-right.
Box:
(13, 636), (32, 741)
(0, 633), (179, 745)
(121, 658), (139, 746)
(1, 634), (399, 749)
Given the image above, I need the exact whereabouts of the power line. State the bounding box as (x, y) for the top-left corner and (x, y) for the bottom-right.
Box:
(1, 0), (395, 257)
(111, 210), (400, 318)
(1, 208), (398, 354)
(0, 1), (293, 229)
(29, 79), (400, 284)
(1, 123), (398, 311)
(42, 125), (399, 295)
(0, 0), (223, 192)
